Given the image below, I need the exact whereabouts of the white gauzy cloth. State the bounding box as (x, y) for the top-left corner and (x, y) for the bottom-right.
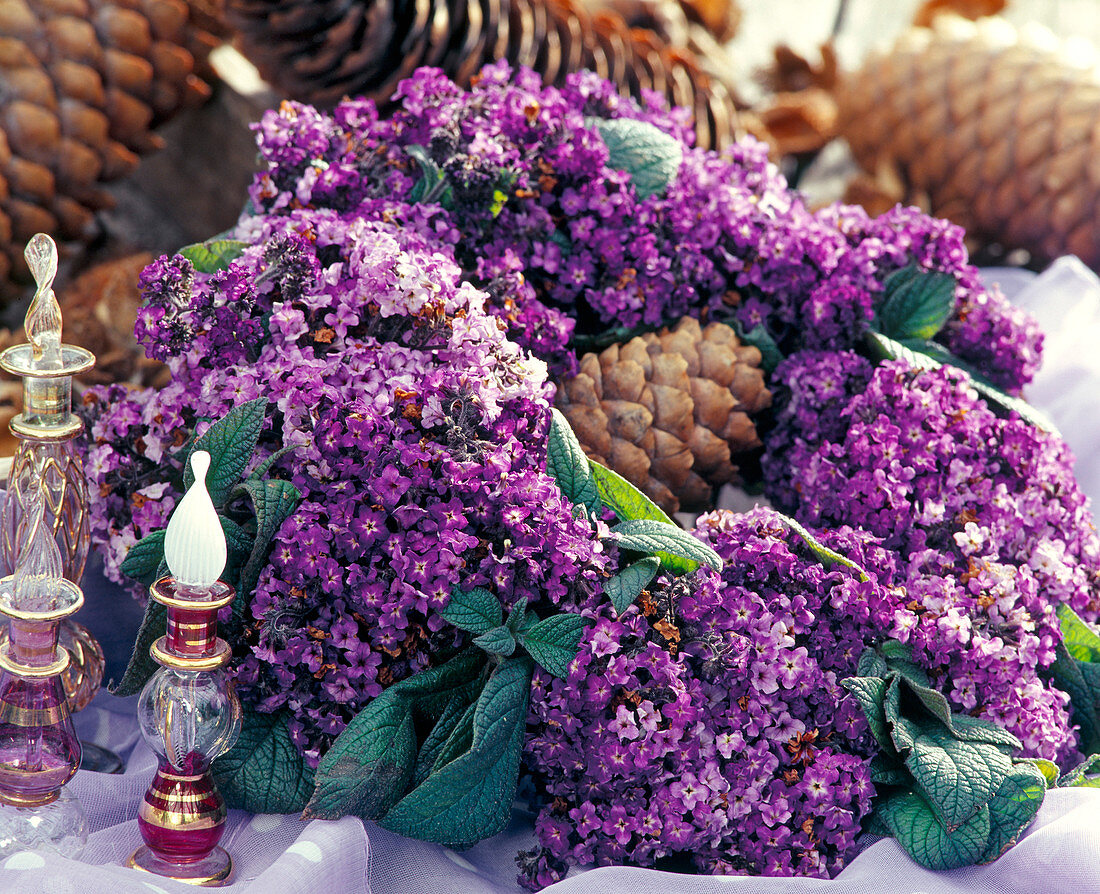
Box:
(13, 257), (1100, 893)
(984, 257), (1100, 509)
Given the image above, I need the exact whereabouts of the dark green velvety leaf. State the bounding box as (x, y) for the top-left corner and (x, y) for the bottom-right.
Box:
(231, 477), (301, 602)
(119, 529), (166, 586)
(248, 445), (297, 483)
(109, 598), (165, 696)
(519, 613), (591, 679)
(1048, 641), (1100, 756)
(185, 397), (269, 505)
(504, 596), (529, 635)
(879, 640), (932, 687)
(841, 675), (892, 753)
(878, 266), (957, 341)
(439, 586), (502, 635)
(980, 762), (1046, 863)
(178, 238), (248, 274)
(775, 512), (869, 581)
(472, 625), (517, 657)
(856, 648), (888, 679)
(431, 700), (477, 775)
(413, 684), (482, 787)
(303, 688), (417, 821)
(899, 716), (1014, 831)
(732, 321), (784, 374)
(605, 557), (661, 616)
(589, 460), (674, 525)
(589, 117), (683, 200)
(380, 656), (534, 848)
(213, 708), (314, 814)
(948, 713), (1022, 750)
(870, 753), (910, 787)
(547, 408), (600, 513)
(610, 518), (722, 574)
(1057, 753), (1100, 788)
(879, 790), (991, 871)
(303, 649), (484, 821)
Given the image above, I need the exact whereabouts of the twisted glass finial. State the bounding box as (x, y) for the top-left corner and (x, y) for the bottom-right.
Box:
(164, 452), (226, 588)
(11, 489), (64, 613)
(23, 234), (63, 371)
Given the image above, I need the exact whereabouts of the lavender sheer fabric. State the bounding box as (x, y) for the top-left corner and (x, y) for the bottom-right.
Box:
(9, 259), (1100, 892)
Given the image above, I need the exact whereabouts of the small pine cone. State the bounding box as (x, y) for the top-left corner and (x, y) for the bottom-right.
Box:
(0, 0), (218, 296)
(836, 14), (1100, 269)
(555, 317), (771, 514)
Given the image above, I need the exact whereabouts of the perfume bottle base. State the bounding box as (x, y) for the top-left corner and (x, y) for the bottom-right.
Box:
(127, 845), (233, 887)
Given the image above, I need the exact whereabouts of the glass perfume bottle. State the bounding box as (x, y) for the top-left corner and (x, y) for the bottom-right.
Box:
(0, 493), (87, 857)
(129, 451), (241, 887)
(0, 234), (117, 773)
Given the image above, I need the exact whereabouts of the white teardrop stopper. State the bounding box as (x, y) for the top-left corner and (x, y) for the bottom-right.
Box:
(164, 451), (227, 588)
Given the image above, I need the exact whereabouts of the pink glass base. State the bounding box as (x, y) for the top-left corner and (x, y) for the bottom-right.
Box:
(128, 845), (233, 887)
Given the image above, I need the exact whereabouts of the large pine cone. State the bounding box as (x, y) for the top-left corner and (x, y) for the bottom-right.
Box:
(222, 0), (763, 152)
(0, 0), (219, 294)
(555, 316), (770, 514)
(836, 14), (1100, 269)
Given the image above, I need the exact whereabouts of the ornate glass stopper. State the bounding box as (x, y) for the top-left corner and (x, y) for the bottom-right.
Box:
(0, 490), (87, 856)
(0, 234), (110, 772)
(129, 451), (241, 887)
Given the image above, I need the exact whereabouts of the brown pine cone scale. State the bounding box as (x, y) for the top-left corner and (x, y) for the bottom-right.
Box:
(555, 316), (770, 514)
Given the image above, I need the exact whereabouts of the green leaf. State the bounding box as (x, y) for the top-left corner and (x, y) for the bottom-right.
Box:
(605, 557), (660, 616)
(547, 409), (600, 513)
(518, 613), (591, 679)
(866, 331), (1059, 435)
(185, 397), (269, 506)
(119, 529), (166, 586)
(774, 512), (870, 581)
(304, 649), (484, 821)
(870, 753), (910, 787)
(248, 445), (297, 483)
(980, 762), (1046, 862)
(110, 599), (165, 696)
(878, 790), (991, 871)
(1029, 758), (1060, 788)
(841, 675), (892, 753)
(504, 596), (530, 635)
(1057, 604), (1100, 663)
(380, 656), (534, 848)
(878, 266), (957, 341)
(406, 145), (451, 207)
(589, 460), (675, 526)
(879, 640), (932, 688)
(588, 117), (683, 200)
(1056, 752), (1100, 788)
(610, 518), (722, 574)
(732, 321), (784, 374)
(472, 625), (517, 657)
(856, 648), (888, 679)
(178, 238), (248, 274)
(895, 715), (1014, 831)
(213, 708), (314, 814)
(1047, 641), (1100, 756)
(304, 687), (417, 821)
(430, 701), (478, 774)
(414, 690), (480, 787)
(440, 587), (503, 635)
(230, 478), (301, 601)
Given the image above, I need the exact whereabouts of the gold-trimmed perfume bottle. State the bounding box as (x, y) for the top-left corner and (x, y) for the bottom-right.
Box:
(0, 234), (116, 773)
(129, 451), (241, 887)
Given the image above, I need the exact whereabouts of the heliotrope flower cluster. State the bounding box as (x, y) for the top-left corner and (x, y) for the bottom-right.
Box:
(82, 62), (1096, 889)
(84, 208), (608, 762)
(763, 350), (1100, 759)
(245, 63), (1041, 389)
(521, 508), (901, 888)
